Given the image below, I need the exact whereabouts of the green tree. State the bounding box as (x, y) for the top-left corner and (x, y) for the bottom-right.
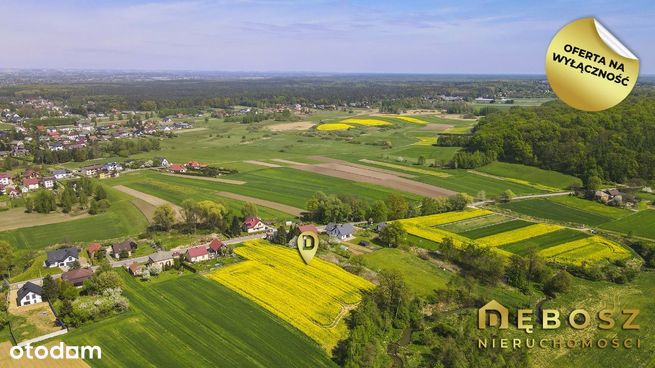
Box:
(368, 200), (388, 222)
(88, 199), (99, 215)
(198, 200), (227, 230)
(95, 185), (107, 200)
(78, 188), (88, 209)
(386, 194), (409, 220)
(505, 255), (529, 293)
(417, 155), (426, 166)
(33, 190), (57, 213)
(0, 241), (13, 278)
(378, 222), (406, 248)
(153, 204), (177, 231)
(544, 270), (572, 296)
(181, 199), (200, 230)
(500, 189), (516, 203)
(91, 270), (123, 293)
(242, 202), (258, 219)
(60, 187), (74, 213)
(42, 275), (59, 300)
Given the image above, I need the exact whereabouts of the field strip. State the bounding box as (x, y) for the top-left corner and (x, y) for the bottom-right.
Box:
(244, 160), (282, 168)
(271, 158), (308, 166)
(217, 191), (304, 216)
(113, 185), (183, 220)
(359, 159), (450, 178)
(467, 169), (559, 192)
(310, 156), (416, 178)
(174, 127), (208, 134)
(160, 172), (246, 185)
(292, 162), (455, 197)
(0, 207), (91, 232)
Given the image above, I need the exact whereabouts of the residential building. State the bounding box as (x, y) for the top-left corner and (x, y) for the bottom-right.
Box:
(243, 217), (267, 233)
(61, 268), (94, 287)
(112, 239), (137, 259)
(185, 246), (209, 263)
(45, 247), (79, 268)
(148, 251), (176, 268)
(325, 223), (355, 241)
(17, 282), (43, 307)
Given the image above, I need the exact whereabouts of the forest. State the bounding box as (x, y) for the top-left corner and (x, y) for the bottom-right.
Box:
(463, 95), (655, 184)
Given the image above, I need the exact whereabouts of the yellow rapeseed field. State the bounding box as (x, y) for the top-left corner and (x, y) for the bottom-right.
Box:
(340, 118), (392, 126)
(398, 209), (493, 227)
(413, 137), (438, 146)
(317, 123), (353, 131)
(359, 159), (450, 177)
(537, 236), (631, 265)
(207, 240), (373, 351)
(392, 116), (429, 124)
(476, 223), (562, 247)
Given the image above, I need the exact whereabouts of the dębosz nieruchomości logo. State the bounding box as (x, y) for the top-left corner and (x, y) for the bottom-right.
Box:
(477, 300), (641, 350)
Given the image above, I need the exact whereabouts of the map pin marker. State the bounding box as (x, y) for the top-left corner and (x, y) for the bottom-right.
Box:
(297, 231), (319, 264)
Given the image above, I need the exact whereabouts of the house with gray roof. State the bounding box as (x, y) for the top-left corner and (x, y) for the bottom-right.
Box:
(325, 223), (355, 241)
(17, 281), (43, 307)
(148, 251), (176, 268)
(45, 247), (79, 268)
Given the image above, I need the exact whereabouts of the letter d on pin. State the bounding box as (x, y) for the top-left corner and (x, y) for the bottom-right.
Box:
(297, 231), (319, 264)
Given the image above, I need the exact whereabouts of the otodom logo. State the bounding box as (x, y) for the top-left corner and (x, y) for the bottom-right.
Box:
(477, 300), (641, 350)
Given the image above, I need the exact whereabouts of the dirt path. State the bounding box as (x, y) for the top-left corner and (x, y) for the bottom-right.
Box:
(0, 207), (91, 232)
(217, 191), (304, 216)
(244, 160), (282, 168)
(324, 303), (359, 328)
(113, 185), (183, 220)
(160, 172), (246, 185)
(271, 158), (308, 166)
(292, 157), (455, 198)
(174, 127), (208, 134)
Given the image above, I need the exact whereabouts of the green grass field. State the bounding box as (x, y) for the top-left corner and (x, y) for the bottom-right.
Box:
(600, 209), (655, 239)
(112, 168), (418, 214)
(500, 197), (619, 226)
(62, 272), (335, 368)
(438, 214), (509, 233)
(477, 161), (582, 189)
(0, 187), (148, 250)
(459, 219), (533, 239)
(499, 228), (590, 255)
(361, 248), (452, 296)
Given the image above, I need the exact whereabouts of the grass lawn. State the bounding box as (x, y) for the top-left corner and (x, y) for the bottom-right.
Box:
(62, 272), (335, 368)
(600, 209), (655, 240)
(438, 214), (509, 233)
(361, 248), (452, 296)
(500, 198), (616, 226)
(498, 228), (590, 255)
(10, 254), (61, 282)
(459, 220), (533, 239)
(0, 187), (148, 250)
(476, 161), (581, 190)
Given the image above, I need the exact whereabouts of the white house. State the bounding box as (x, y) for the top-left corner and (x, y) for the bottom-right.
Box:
(243, 217), (267, 233)
(23, 178), (39, 191)
(51, 169), (70, 180)
(325, 223), (355, 241)
(45, 247), (79, 268)
(42, 176), (56, 189)
(0, 172), (11, 186)
(185, 246), (209, 263)
(16, 282), (44, 307)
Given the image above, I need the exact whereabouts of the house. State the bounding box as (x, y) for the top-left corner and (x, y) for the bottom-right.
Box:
(375, 222), (388, 233)
(51, 169), (69, 180)
(80, 164), (102, 177)
(243, 217), (267, 233)
(23, 178), (39, 191)
(61, 268), (94, 287)
(207, 239), (225, 256)
(606, 188), (621, 198)
(22, 169), (39, 179)
(325, 223), (355, 241)
(45, 247), (79, 268)
(186, 161), (206, 170)
(595, 190), (610, 203)
(87, 243), (102, 258)
(41, 176), (56, 189)
(127, 262), (144, 276)
(112, 239), (137, 259)
(16, 282), (43, 307)
(168, 164), (186, 173)
(153, 157), (170, 167)
(0, 172), (11, 186)
(185, 246), (209, 263)
(298, 224), (319, 235)
(148, 251), (176, 268)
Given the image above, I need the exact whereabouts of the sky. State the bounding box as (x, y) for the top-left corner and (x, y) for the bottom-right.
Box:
(1, 0), (653, 74)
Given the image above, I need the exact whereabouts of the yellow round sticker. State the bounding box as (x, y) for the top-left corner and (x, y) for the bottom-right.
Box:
(545, 17), (639, 111)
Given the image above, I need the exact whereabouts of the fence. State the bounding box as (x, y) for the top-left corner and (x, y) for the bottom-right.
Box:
(16, 328), (69, 348)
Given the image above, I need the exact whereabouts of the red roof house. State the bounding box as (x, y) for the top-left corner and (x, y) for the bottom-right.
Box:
(298, 224), (319, 235)
(208, 239), (225, 253)
(185, 246), (209, 263)
(169, 164), (186, 173)
(87, 243), (101, 256)
(243, 217), (267, 233)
